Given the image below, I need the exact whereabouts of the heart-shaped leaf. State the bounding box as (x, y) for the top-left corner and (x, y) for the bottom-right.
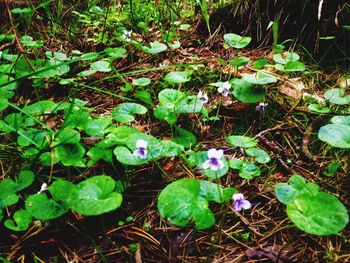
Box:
(25, 194), (67, 220)
(132, 77), (151, 86)
(229, 56), (250, 67)
(55, 143), (86, 166)
(90, 60), (111, 72)
(226, 135), (257, 148)
(172, 127), (197, 148)
(164, 71), (192, 85)
(232, 79), (266, 103)
(15, 170), (35, 191)
(69, 175), (123, 216)
(142, 41), (167, 55)
(242, 72), (278, 85)
(228, 158), (260, 179)
(331, 116), (350, 126)
(157, 178), (236, 230)
(55, 128), (81, 144)
(246, 147), (270, 164)
(273, 51), (300, 64)
(158, 89), (187, 108)
(112, 103), (148, 123)
(283, 61), (306, 72)
(324, 88), (350, 105)
(224, 33), (251, 49)
(318, 124), (350, 148)
(84, 116), (112, 137)
(308, 104), (330, 114)
(4, 210), (32, 231)
(287, 192), (348, 236)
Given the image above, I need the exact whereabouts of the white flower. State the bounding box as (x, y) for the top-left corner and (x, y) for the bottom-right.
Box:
(37, 183), (48, 194)
(197, 91), (209, 104)
(255, 102), (268, 112)
(202, 148), (224, 171)
(122, 30), (132, 42)
(133, 139), (148, 159)
(217, 81), (231, 97)
(232, 193), (251, 212)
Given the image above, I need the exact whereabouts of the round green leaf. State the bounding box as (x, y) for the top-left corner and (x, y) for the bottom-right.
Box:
(105, 126), (141, 145)
(246, 147), (271, 163)
(331, 116), (350, 126)
(275, 183), (299, 205)
(84, 116), (112, 137)
(142, 41), (167, 55)
(157, 179), (235, 230)
(164, 71), (192, 85)
(324, 88), (350, 105)
(112, 103), (148, 123)
(229, 56), (250, 67)
(308, 104), (330, 114)
(232, 79), (266, 103)
(90, 60), (111, 72)
(226, 135), (257, 148)
(253, 58), (268, 69)
(224, 33), (251, 49)
(70, 175), (123, 216)
(228, 158), (260, 179)
(132, 77), (151, 86)
(15, 170), (35, 191)
(283, 61), (306, 72)
(4, 210), (32, 232)
(273, 51), (300, 64)
(287, 192), (349, 236)
(158, 89), (187, 108)
(25, 194), (67, 220)
(114, 146), (149, 165)
(55, 128), (81, 144)
(318, 124), (350, 148)
(242, 72), (278, 85)
(172, 127), (197, 148)
(55, 143), (86, 166)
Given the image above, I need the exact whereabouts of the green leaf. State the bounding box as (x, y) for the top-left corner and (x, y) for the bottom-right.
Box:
(142, 41), (167, 55)
(283, 61), (306, 72)
(105, 126), (141, 145)
(242, 72), (278, 85)
(172, 127), (197, 148)
(158, 89), (186, 108)
(323, 162), (341, 177)
(0, 75), (18, 92)
(228, 158), (260, 179)
(55, 128), (81, 144)
(232, 79), (266, 103)
(331, 116), (350, 126)
(229, 56), (250, 67)
(49, 179), (76, 207)
(275, 183), (299, 205)
(25, 194), (67, 220)
(84, 116), (112, 137)
(114, 146), (149, 165)
(154, 106), (177, 125)
(157, 179), (235, 230)
(105, 47), (127, 59)
(87, 143), (113, 166)
(287, 192), (348, 236)
(4, 210), (32, 232)
(90, 60), (111, 72)
(226, 135), (257, 148)
(135, 90), (153, 105)
(80, 52), (99, 61)
(112, 103), (148, 123)
(318, 124), (350, 148)
(308, 104), (330, 114)
(15, 170), (35, 191)
(55, 143), (86, 166)
(253, 58), (268, 69)
(70, 175), (123, 216)
(164, 71), (192, 85)
(132, 77), (151, 86)
(324, 88), (350, 105)
(0, 179), (19, 208)
(224, 33), (251, 49)
(273, 51), (300, 64)
(161, 140), (184, 157)
(246, 147), (271, 163)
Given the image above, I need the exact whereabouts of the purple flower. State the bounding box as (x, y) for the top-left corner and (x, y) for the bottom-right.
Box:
(197, 91), (209, 104)
(232, 193), (251, 212)
(217, 81), (231, 97)
(202, 148), (224, 171)
(255, 102), (268, 112)
(133, 139), (148, 159)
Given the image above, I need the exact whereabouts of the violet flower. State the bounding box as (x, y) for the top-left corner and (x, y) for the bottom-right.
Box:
(217, 81), (231, 97)
(232, 193), (251, 212)
(197, 91), (209, 104)
(255, 102), (268, 112)
(202, 148), (224, 171)
(133, 139), (148, 159)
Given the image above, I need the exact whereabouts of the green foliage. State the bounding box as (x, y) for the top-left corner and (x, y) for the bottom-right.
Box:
(275, 175), (348, 236)
(112, 103), (148, 123)
(224, 33), (251, 49)
(157, 178), (236, 230)
(226, 135), (257, 148)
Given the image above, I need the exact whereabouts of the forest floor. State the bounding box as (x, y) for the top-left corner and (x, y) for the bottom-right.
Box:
(0, 3), (350, 263)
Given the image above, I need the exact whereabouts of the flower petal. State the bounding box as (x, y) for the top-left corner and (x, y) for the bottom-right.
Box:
(136, 139), (148, 148)
(233, 193), (244, 201)
(217, 159), (224, 170)
(241, 200), (251, 210)
(207, 148), (223, 159)
(234, 201), (242, 212)
(202, 160), (211, 169)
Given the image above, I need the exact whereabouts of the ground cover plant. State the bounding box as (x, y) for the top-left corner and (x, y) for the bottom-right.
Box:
(0, 0), (349, 262)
